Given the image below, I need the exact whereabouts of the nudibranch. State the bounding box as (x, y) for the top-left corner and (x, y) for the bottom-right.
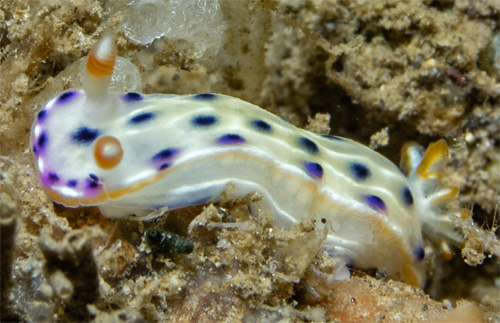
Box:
(31, 35), (462, 287)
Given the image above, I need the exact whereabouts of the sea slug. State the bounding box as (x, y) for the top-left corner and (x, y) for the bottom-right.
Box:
(31, 35), (463, 287)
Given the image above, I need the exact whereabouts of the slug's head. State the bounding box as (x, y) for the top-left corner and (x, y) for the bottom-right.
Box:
(31, 35), (132, 207)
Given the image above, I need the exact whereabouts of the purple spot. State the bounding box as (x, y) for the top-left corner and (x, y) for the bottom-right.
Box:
(158, 163), (171, 170)
(72, 127), (100, 144)
(414, 246), (425, 262)
(83, 175), (104, 196)
(152, 148), (180, 162)
(48, 172), (59, 182)
(122, 92), (143, 102)
(130, 112), (155, 124)
(87, 179), (100, 189)
(67, 179), (78, 187)
(194, 93), (217, 100)
(403, 187), (414, 205)
(217, 134), (246, 145)
(38, 133), (47, 148)
(363, 195), (386, 212)
(33, 145), (38, 155)
(304, 161), (323, 179)
(37, 110), (47, 121)
(87, 174), (101, 189)
(57, 91), (77, 104)
(350, 163), (371, 180)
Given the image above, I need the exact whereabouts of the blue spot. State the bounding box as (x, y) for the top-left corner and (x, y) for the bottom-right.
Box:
(363, 195), (386, 212)
(299, 137), (319, 154)
(217, 134), (246, 145)
(304, 161), (323, 179)
(87, 179), (99, 189)
(33, 145), (38, 155)
(130, 112), (155, 124)
(414, 246), (425, 261)
(152, 148), (179, 161)
(350, 163), (371, 180)
(67, 179), (78, 187)
(123, 92), (143, 102)
(37, 110), (47, 121)
(192, 115), (218, 127)
(251, 119), (272, 133)
(194, 93), (217, 100)
(87, 175), (100, 189)
(321, 134), (343, 140)
(72, 127), (100, 144)
(38, 133), (47, 148)
(57, 91), (77, 103)
(48, 172), (59, 182)
(158, 163), (170, 170)
(403, 187), (414, 205)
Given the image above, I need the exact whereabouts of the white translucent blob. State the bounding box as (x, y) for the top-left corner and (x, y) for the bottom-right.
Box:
(123, 0), (170, 45)
(122, 0), (226, 58)
(78, 56), (143, 93)
(110, 57), (143, 93)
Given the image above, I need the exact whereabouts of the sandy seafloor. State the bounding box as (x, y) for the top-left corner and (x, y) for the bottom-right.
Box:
(1, 0), (499, 321)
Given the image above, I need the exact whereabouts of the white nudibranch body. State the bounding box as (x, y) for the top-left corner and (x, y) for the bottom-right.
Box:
(31, 35), (463, 288)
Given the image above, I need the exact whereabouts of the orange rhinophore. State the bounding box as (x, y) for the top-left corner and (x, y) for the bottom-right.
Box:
(86, 35), (116, 77)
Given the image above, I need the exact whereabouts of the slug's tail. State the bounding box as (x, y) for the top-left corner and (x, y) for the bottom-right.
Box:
(400, 140), (467, 258)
